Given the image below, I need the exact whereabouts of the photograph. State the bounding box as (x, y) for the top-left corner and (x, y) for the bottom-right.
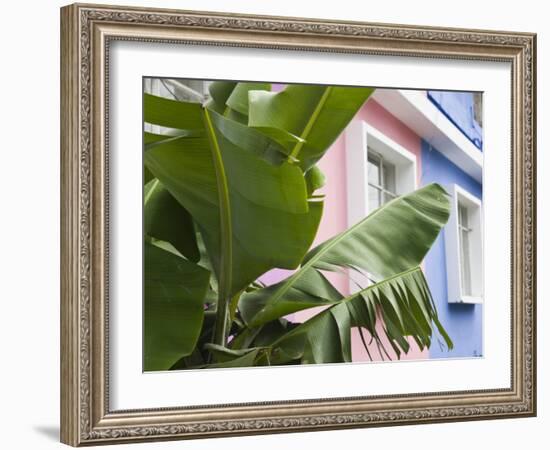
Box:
(143, 78), (484, 372)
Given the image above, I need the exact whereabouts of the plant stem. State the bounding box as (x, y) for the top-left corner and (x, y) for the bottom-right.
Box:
(212, 289), (242, 348)
(212, 299), (229, 347)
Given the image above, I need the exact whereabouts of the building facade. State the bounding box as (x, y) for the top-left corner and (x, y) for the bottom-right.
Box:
(293, 88), (484, 361)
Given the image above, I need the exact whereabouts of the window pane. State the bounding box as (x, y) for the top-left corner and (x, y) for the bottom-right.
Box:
(460, 229), (472, 295)
(368, 186), (381, 212)
(459, 204), (469, 228)
(384, 191), (397, 204)
(383, 162), (396, 194)
(367, 154), (380, 185)
(458, 203), (472, 296)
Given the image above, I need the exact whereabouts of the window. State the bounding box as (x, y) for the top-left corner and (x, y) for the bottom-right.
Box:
(345, 120), (417, 227)
(444, 184), (483, 303)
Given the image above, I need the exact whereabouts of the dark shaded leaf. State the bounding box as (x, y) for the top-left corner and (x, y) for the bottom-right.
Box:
(144, 243), (211, 371)
(144, 179), (200, 262)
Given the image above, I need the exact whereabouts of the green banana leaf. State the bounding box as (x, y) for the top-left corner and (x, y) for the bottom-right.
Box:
(206, 81), (271, 124)
(247, 85), (375, 170)
(239, 183), (451, 328)
(144, 94), (324, 304)
(207, 80), (237, 112)
(226, 82), (272, 116)
(144, 179), (200, 262)
(206, 81), (305, 152)
(267, 267), (452, 365)
(144, 242), (211, 371)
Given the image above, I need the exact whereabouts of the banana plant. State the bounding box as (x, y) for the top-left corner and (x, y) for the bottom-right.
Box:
(143, 80), (452, 371)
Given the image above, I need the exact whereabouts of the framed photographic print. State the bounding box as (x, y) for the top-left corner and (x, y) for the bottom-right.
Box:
(60, 3), (537, 446)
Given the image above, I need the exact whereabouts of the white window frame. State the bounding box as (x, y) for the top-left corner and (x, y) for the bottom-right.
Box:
(444, 184), (483, 304)
(345, 120), (418, 228)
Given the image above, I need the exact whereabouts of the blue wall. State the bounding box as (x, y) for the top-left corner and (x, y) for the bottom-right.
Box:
(421, 141), (483, 359)
(427, 91), (483, 151)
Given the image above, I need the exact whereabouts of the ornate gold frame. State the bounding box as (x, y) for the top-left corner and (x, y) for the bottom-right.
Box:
(60, 3), (536, 446)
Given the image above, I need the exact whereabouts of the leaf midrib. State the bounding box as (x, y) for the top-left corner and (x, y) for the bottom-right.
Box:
(203, 108), (233, 300)
(289, 86), (332, 160)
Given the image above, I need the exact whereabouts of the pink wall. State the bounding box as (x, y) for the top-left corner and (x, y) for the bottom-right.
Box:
(259, 97), (428, 363)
